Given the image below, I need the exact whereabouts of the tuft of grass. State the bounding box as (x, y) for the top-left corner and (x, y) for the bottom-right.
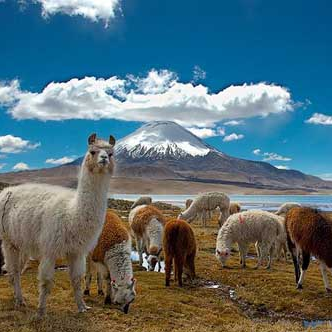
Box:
(1, 210), (332, 332)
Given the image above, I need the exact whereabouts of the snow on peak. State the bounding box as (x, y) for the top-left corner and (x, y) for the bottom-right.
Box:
(115, 121), (214, 159)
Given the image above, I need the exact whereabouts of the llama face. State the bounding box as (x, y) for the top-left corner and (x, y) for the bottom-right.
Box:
(147, 254), (158, 271)
(84, 133), (116, 174)
(111, 278), (136, 314)
(215, 248), (230, 267)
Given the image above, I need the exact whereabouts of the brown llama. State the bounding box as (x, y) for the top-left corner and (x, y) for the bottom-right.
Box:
(163, 218), (196, 287)
(285, 207), (332, 292)
(229, 202), (241, 215)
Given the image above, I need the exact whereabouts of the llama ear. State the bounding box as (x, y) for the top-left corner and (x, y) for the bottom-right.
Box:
(88, 133), (97, 145)
(109, 135), (116, 146)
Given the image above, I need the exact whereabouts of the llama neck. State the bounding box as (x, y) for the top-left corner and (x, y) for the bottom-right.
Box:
(183, 204), (197, 219)
(218, 226), (233, 251)
(147, 219), (163, 252)
(106, 242), (133, 282)
(75, 165), (111, 236)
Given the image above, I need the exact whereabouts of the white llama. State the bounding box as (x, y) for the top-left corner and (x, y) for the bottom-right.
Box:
(0, 133), (115, 317)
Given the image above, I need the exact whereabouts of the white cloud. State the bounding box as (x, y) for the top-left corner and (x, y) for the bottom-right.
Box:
(253, 148), (292, 162)
(0, 135), (40, 153)
(224, 120), (244, 126)
(0, 70), (296, 126)
(192, 65), (206, 82)
(223, 133), (244, 142)
(306, 113), (332, 125)
(128, 69), (177, 94)
(13, 162), (29, 171)
(275, 165), (289, 170)
(187, 127), (225, 138)
(21, 0), (121, 26)
(45, 156), (75, 165)
(263, 152), (291, 162)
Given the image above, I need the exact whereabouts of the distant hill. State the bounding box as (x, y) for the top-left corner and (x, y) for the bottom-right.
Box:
(0, 121), (331, 194)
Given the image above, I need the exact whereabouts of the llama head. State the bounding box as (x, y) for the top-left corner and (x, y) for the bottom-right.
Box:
(83, 133), (116, 175)
(215, 248), (230, 267)
(111, 278), (136, 314)
(147, 246), (162, 271)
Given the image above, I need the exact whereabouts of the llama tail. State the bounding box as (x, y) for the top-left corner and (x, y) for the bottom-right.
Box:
(0, 190), (12, 236)
(164, 223), (179, 257)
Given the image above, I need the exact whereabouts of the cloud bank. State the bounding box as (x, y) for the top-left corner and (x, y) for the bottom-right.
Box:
(306, 113), (332, 125)
(0, 70), (296, 128)
(45, 156), (75, 165)
(20, 0), (121, 26)
(0, 135), (40, 153)
(252, 148), (292, 162)
(13, 162), (29, 171)
(223, 133), (244, 142)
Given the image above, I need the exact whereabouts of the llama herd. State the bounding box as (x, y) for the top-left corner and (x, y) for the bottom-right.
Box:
(0, 133), (331, 319)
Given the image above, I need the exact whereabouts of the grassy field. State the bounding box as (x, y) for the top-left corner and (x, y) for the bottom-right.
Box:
(1, 207), (332, 332)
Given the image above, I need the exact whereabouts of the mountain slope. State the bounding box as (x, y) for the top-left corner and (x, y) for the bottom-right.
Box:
(113, 121), (331, 190)
(0, 121), (331, 193)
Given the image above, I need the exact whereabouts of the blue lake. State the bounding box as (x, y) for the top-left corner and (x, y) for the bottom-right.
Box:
(110, 194), (332, 211)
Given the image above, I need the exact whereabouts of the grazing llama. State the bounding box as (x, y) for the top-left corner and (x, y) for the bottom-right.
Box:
(285, 207), (332, 292)
(129, 205), (166, 271)
(229, 202), (241, 215)
(216, 210), (283, 269)
(131, 196), (152, 209)
(84, 210), (136, 314)
(163, 218), (196, 287)
(179, 192), (230, 227)
(0, 133), (115, 317)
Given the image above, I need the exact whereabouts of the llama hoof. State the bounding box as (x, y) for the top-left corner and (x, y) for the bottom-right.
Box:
(296, 284), (303, 290)
(36, 308), (46, 319)
(326, 288), (332, 293)
(14, 298), (27, 309)
(104, 296), (112, 305)
(83, 289), (90, 296)
(98, 290), (104, 296)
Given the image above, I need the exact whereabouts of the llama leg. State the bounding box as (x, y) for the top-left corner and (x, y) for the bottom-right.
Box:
(136, 238), (144, 267)
(68, 254), (90, 313)
(297, 251), (310, 290)
(287, 235), (300, 284)
(104, 274), (112, 305)
(254, 242), (263, 269)
(2, 242), (25, 307)
(37, 257), (56, 317)
(319, 262), (331, 292)
(267, 244), (274, 269)
(238, 243), (248, 268)
(283, 243), (288, 262)
(84, 256), (92, 296)
(186, 253), (196, 281)
(165, 255), (173, 287)
(175, 256), (184, 287)
(97, 271), (104, 295)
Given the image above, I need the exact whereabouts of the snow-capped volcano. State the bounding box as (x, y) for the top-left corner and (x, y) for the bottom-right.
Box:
(115, 121), (215, 160)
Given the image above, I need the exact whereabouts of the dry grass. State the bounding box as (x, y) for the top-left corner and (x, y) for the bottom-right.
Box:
(1, 210), (332, 332)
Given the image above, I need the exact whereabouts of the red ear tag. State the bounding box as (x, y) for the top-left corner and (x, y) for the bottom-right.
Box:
(239, 215), (245, 224)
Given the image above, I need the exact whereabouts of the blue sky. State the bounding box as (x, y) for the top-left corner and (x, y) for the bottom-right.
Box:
(0, 0), (331, 179)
